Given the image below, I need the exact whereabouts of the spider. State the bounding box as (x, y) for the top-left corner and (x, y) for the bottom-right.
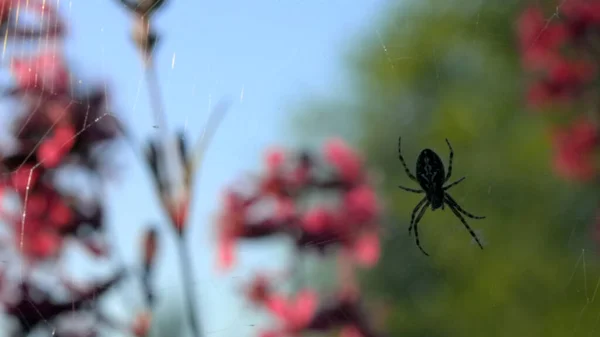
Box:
(397, 137), (485, 256)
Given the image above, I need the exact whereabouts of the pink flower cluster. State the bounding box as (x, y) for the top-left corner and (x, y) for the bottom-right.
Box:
(517, 1), (600, 182)
(243, 275), (384, 337)
(0, 1), (150, 336)
(216, 139), (385, 337)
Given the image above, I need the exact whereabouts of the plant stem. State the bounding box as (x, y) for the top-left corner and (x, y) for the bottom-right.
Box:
(143, 55), (203, 337)
(144, 59), (168, 137)
(177, 236), (203, 337)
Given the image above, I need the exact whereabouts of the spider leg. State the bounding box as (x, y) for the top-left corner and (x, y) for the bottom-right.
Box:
(444, 138), (454, 182)
(398, 185), (424, 193)
(443, 176), (466, 190)
(398, 137), (418, 182)
(445, 193), (486, 219)
(445, 201), (484, 250)
(412, 201), (430, 256)
(408, 197), (428, 235)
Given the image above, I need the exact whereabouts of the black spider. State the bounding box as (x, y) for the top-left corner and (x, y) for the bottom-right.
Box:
(397, 137), (485, 256)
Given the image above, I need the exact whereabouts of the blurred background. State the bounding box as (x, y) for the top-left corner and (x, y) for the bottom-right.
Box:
(2, 0), (600, 336)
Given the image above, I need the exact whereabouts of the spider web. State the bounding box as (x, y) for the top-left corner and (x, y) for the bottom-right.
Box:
(12, 1), (591, 337)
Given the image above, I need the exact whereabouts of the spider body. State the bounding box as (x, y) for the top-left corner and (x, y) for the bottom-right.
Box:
(397, 137), (485, 256)
(416, 149), (445, 210)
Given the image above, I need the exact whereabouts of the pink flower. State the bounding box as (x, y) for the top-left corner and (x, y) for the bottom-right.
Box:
(18, 227), (63, 261)
(37, 125), (76, 168)
(527, 59), (595, 108)
(131, 312), (152, 337)
(217, 237), (235, 271)
(517, 6), (567, 71)
(343, 185), (379, 223)
(552, 117), (598, 181)
(11, 52), (69, 93)
(216, 191), (248, 270)
(274, 197), (296, 221)
(340, 325), (363, 337)
(246, 274), (272, 305)
(324, 138), (363, 183)
(302, 207), (335, 234)
(351, 231), (380, 267)
(10, 165), (40, 193)
(561, 0), (600, 38)
(266, 290), (318, 333)
(265, 148), (285, 174)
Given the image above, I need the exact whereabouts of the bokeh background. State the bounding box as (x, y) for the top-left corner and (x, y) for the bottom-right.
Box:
(3, 0), (600, 336)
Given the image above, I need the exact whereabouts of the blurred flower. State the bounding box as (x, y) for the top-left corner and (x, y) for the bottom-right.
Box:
(251, 287), (384, 337)
(10, 51), (70, 94)
(341, 326), (364, 337)
(527, 59), (596, 107)
(561, 0), (600, 38)
(221, 140), (385, 336)
(216, 190), (281, 271)
(324, 138), (364, 184)
(517, 6), (567, 71)
(131, 311), (152, 337)
(264, 290), (318, 335)
(552, 117), (598, 181)
(343, 185), (379, 223)
(246, 274), (272, 305)
(265, 147), (286, 174)
(217, 139), (382, 269)
(350, 231), (380, 267)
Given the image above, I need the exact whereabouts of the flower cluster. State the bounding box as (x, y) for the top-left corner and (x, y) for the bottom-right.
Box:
(216, 139), (385, 337)
(0, 1), (152, 336)
(243, 275), (385, 337)
(517, 1), (600, 182)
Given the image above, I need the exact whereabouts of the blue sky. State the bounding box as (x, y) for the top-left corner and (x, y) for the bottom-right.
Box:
(32, 1), (389, 336)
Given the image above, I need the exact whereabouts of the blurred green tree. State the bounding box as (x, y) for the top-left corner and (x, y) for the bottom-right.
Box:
(294, 0), (600, 336)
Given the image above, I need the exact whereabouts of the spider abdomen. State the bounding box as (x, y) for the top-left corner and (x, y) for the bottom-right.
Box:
(416, 149), (445, 208)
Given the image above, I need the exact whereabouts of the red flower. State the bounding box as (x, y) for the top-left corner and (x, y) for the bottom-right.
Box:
(302, 207), (336, 234)
(11, 51), (69, 94)
(265, 290), (318, 333)
(341, 325), (364, 337)
(324, 138), (364, 184)
(216, 191), (249, 270)
(246, 274), (272, 305)
(37, 125), (76, 168)
(274, 197), (296, 221)
(343, 185), (379, 224)
(517, 6), (567, 71)
(561, 0), (600, 38)
(19, 228), (63, 261)
(9, 164), (41, 193)
(350, 231), (380, 267)
(131, 312), (152, 337)
(552, 117), (598, 181)
(527, 59), (595, 107)
(265, 147), (286, 174)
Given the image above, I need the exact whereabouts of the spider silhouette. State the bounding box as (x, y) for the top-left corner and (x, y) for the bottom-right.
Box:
(397, 137), (485, 256)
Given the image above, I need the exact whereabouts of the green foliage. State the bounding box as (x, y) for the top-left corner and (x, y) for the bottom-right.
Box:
(295, 0), (600, 336)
